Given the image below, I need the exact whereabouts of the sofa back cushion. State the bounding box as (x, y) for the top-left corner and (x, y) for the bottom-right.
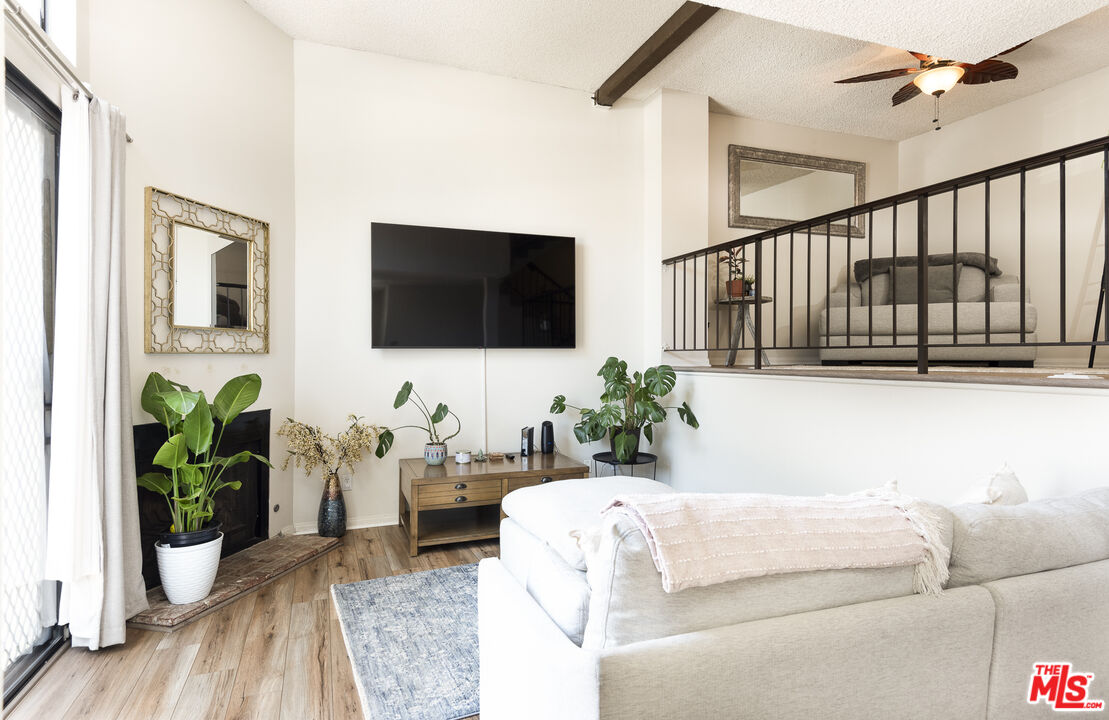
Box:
(860, 272), (890, 306)
(580, 501), (954, 650)
(956, 266), (988, 302)
(891, 263), (962, 304)
(948, 488), (1109, 587)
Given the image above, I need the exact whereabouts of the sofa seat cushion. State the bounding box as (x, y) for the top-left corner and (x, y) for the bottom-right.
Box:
(820, 300), (1037, 337)
(499, 518), (591, 646)
(948, 488), (1109, 587)
(501, 476), (673, 571)
(581, 501), (954, 650)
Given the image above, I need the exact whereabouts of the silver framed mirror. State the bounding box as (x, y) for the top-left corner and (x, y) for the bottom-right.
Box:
(728, 145), (866, 238)
(144, 187), (269, 353)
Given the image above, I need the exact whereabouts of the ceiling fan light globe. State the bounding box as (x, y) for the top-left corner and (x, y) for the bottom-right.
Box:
(913, 66), (965, 96)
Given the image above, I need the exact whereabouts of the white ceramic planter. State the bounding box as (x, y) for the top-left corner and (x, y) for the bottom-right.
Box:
(154, 533), (223, 604)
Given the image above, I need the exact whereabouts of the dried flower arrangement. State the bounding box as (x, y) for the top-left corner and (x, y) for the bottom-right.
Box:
(277, 414), (385, 482)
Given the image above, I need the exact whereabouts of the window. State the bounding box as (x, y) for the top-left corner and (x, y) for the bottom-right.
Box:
(1, 61), (65, 707)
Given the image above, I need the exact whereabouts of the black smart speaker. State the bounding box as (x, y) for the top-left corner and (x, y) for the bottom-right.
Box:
(540, 421), (554, 454)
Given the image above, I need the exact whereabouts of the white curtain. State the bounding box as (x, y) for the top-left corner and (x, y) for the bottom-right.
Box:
(44, 93), (147, 650)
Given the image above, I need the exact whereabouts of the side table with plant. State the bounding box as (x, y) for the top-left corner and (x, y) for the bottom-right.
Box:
(137, 372), (272, 604)
(277, 415), (385, 537)
(374, 381), (460, 466)
(550, 356), (699, 463)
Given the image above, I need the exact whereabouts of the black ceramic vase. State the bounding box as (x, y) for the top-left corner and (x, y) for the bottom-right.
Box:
(318, 472), (347, 538)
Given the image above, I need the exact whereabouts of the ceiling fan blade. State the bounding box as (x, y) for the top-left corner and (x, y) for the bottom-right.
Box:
(892, 80), (922, 106)
(958, 59), (1019, 85)
(995, 40), (1030, 56)
(835, 67), (920, 84)
(907, 51), (932, 62)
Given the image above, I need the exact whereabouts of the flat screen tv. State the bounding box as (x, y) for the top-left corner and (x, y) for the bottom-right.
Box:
(371, 223), (575, 349)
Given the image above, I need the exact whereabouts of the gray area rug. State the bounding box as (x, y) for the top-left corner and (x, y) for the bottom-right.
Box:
(332, 563), (479, 720)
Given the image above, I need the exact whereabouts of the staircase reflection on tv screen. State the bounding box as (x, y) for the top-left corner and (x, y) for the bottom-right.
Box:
(371, 222), (575, 349)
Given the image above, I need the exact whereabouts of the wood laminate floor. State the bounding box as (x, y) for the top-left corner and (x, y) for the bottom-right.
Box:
(7, 525), (497, 720)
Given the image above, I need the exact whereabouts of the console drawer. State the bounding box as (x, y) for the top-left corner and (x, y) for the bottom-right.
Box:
(418, 478), (502, 508)
(506, 471), (581, 494)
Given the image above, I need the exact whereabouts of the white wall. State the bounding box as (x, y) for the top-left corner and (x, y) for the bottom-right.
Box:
(654, 370), (1109, 503)
(292, 43), (646, 530)
(80, 0), (296, 534)
(899, 66), (1109, 366)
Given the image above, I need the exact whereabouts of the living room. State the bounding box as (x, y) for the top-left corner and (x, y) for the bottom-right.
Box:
(2, 0), (1108, 718)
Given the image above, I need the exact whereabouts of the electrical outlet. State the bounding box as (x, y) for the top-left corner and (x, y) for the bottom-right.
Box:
(340, 474), (353, 492)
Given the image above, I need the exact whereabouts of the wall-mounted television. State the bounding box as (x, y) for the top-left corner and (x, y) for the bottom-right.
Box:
(371, 222), (575, 349)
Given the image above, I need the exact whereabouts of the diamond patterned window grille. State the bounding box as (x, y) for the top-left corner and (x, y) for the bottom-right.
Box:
(1, 86), (57, 668)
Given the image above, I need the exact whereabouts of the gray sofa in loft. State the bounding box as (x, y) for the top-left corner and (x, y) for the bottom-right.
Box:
(819, 253), (1037, 365)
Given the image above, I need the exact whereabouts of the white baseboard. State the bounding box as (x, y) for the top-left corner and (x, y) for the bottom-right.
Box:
(292, 512), (397, 535)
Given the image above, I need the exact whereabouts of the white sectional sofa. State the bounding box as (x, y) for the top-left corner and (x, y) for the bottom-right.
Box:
(478, 477), (1109, 719)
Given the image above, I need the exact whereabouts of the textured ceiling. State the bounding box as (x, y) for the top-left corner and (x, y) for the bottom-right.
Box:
(244, 0), (685, 91)
(246, 0), (1109, 141)
(623, 6), (1109, 140)
(705, 0), (1109, 63)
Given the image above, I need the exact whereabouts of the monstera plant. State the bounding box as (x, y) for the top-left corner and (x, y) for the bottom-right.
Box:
(550, 356), (698, 463)
(137, 371), (272, 604)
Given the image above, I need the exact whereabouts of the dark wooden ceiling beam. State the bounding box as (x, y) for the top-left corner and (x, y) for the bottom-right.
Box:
(593, 1), (719, 107)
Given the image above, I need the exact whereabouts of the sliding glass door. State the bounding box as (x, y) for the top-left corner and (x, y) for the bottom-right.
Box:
(1, 61), (65, 706)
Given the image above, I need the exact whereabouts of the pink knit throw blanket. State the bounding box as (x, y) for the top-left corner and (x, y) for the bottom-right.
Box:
(601, 492), (948, 595)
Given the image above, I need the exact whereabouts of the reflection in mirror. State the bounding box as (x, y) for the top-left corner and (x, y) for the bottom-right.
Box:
(728, 145), (866, 237)
(739, 160), (857, 222)
(173, 223), (251, 329)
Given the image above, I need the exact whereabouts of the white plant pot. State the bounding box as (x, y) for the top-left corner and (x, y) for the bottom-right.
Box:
(154, 533), (223, 604)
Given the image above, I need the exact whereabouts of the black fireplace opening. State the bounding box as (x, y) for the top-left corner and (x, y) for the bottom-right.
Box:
(134, 408), (270, 589)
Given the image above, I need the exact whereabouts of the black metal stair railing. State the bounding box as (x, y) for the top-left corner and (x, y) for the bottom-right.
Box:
(662, 135), (1109, 374)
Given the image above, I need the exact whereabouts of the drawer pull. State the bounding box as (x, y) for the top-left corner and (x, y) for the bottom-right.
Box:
(454, 496), (467, 503)
(540, 476), (553, 484)
(454, 483), (467, 490)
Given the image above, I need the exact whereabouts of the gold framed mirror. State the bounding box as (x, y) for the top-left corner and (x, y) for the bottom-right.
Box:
(144, 187), (269, 353)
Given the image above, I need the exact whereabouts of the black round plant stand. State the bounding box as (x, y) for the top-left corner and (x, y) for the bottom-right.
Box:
(591, 452), (658, 480)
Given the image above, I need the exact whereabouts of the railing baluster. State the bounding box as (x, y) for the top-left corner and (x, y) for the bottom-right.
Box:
(868, 208), (874, 348)
(892, 203), (899, 346)
(846, 216), (852, 348)
(917, 196), (929, 374)
(985, 178), (991, 346)
(1020, 168), (1027, 343)
(952, 187), (958, 344)
(773, 233), (778, 349)
(693, 255), (698, 350)
(755, 239), (763, 369)
(682, 257), (687, 350)
(671, 261), (676, 350)
(825, 223), (831, 351)
(1060, 158), (1066, 344)
(789, 231), (795, 348)
(806, 227), (812, 348)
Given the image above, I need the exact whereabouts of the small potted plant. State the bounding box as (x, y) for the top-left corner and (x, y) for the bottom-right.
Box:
(719, 249), (747, 298)
(375, 381), (460, 465)
(744, 275), (757, 297)
(550, 356), (699, 463)
(137, 372), (272, 604)
(277, 415), (385, 537)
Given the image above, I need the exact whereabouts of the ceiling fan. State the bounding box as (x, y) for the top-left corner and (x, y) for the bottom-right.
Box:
(834, 43), (1027, 127)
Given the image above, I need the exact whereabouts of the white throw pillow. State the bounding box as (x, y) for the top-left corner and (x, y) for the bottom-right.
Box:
(958, 463), (1029, 505)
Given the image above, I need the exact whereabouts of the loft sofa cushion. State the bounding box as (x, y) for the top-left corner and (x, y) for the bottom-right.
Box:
(580, 501), (954, 650)
(854, 252), (1000, 281)
(947, 488), (1109, 587)
(820, 301), (1038, 337)
(501, 476), (673, 571)
(891, 264), (963, 304)
(957, 266), (987, 302)
(860, 272), (890, 306)
(499, 518), (591, 646)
